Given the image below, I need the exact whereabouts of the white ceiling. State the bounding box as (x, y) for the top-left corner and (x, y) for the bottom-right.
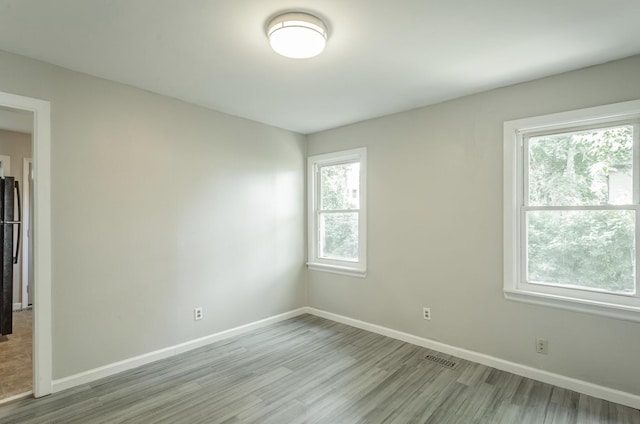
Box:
(0, 0), (639, 134)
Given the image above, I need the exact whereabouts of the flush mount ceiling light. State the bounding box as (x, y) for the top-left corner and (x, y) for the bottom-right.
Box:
(267, 12), (328, 59)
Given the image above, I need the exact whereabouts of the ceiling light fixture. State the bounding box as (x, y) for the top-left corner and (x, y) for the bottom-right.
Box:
(267, 12), (328, 59)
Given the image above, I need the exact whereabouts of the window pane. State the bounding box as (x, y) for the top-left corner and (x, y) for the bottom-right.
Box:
(319, 212), (358, 261)
(320, 162), (360, 210)
(527, 210), (635, 294)
(528, 126), (633, 206)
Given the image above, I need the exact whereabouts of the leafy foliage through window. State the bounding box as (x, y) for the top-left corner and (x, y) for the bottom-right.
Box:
(319, 162), (360, 261)
(525, 126), (636, 295)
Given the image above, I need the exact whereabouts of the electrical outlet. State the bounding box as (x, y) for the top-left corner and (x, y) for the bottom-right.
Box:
(536, 338), (548, 354)
(423, 307), (431, 320)
(194, 307), (203, 321)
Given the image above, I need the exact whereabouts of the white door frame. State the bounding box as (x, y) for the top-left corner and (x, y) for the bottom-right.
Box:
(0, 91), (52, 398)
(22, 158), (32, 309)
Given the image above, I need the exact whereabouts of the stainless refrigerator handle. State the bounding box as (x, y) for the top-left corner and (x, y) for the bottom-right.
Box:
(13, 181), (20, 264)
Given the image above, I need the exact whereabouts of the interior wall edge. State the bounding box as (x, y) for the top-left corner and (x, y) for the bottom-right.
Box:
(305, 307), (640, 410)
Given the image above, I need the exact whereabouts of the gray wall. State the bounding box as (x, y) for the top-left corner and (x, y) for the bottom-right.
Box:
(0, 50), (306, 379)
(0, 129), (32, 304)
(2, 44), (639, 397)
(307, 55), (640, 396)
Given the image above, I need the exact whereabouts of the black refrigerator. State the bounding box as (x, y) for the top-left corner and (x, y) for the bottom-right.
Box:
(0, 177), (21, 336)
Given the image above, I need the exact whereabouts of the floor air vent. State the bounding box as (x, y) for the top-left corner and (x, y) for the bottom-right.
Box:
(425, 354), (457, 369)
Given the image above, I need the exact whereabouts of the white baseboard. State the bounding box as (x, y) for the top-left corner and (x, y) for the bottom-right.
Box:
(49, 305), (640, 410)
(0, 391), (32, 406)
(52, 308), (307, 393)
(303, 307), (640, 410)
(12, 303), (22, 311)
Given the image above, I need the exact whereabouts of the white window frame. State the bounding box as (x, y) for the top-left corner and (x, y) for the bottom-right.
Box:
(308, 148), (367, 277)
(504, 99), (640, 322)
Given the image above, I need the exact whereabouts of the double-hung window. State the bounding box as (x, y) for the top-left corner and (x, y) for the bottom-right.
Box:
(504, 100), (640, 322)
(308, 148), (367, 277)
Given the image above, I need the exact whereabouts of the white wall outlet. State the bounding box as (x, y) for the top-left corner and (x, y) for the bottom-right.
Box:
(194, 307), (203, 321)
(423, 307), (431, 320)
(536, 338), (548, 354)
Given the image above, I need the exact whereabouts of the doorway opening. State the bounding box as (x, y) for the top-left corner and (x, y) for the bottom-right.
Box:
(0, 125), (33, 400)
(0, 91), (51, 402)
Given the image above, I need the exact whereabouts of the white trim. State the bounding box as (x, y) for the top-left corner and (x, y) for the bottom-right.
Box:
(504, 100), (640, 322)
(507, 99), (640, 134)
(21, 158), (32, 310)
(52, 308), (307, 393)
(304, 307), (640, 410)
(307, 262), (366, 278)
(0, 391), (32, 406)
(504, 289), (640, 322)
(0, 91), (52, 398)
(12, 302), (22, 311)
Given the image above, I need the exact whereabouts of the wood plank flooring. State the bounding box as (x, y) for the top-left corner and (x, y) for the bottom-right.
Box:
(0, 314), (638, 423)
(0, 309), (33, 400)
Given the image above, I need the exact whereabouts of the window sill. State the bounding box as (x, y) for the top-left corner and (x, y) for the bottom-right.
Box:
(307, 262), (366, 278)
(504, 288), (640, 323)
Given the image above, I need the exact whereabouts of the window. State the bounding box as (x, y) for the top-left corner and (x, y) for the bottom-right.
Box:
(308, 148), (366, 277)
(504, 100), (640, 322)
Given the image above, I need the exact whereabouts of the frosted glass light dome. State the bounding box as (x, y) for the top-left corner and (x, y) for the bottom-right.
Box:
(267, 12), (328, 59)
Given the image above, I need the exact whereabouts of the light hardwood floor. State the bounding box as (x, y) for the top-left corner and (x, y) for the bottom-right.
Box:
(0, 309), (33, 400)
(0, 314), (638, 423)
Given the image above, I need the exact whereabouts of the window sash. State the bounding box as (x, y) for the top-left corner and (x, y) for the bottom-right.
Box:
(521, 207), (638, 298)
(522, 121), (640, 208)
(307, 148), (367, 277)
(518, 120), (640, 301)
(316, 159), (362, 262)
(318, 208), (361, 214)
(317, 160), (360, 212)
(317, 210), (360, 262)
